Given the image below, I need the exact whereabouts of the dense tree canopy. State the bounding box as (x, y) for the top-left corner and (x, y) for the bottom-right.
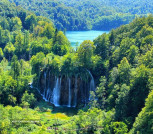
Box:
(8, 0), (153, 31)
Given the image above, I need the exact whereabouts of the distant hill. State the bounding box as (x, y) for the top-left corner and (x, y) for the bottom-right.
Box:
(8, 0), (153, 31)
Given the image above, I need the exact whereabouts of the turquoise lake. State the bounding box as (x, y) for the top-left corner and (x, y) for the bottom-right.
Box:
(66, 30), (109, 47)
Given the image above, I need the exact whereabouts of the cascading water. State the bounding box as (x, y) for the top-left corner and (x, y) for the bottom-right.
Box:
(50, 76), (57, 104)
(46, 71), (51, 101)
(87, 70), (95, 100)
(73, 75), (78, 107)
(43, 72), (48, 101)
(87, 70), (95, 91)
(53, 77), (61, 107)
(68, 77), (71, 107)
(38, 69), (95, 107)
(80, 77), (84, 103)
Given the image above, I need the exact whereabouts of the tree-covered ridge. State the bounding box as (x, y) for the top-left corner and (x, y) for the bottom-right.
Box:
(62, 0), (153, 15)
(8, 0), (90, 30)
(8, 0), (136, 31)
(107, 0), (153, 14)
(8, 0), (153, 31)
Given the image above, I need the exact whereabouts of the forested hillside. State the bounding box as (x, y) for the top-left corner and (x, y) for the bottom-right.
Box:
(8, 0), (90, 30)
(61, 0), (153, 14)
(6, 0), (144, 30)
(0, 0), (153, 133)
(7, 0), (153, 31)
(0, 0), (70, 108)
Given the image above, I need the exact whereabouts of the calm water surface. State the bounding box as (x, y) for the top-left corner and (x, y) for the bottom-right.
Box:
(66, 30), (109, 47)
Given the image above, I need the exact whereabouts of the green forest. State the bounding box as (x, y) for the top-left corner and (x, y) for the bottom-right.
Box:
(8, 0), (153, 31)
(0, 0), (153, 134)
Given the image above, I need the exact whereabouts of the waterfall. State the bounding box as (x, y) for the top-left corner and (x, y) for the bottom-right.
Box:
(50, 76), (56, 104)
(68, 77), (71, 107)
(53, 77), (61, 107)
(38, 69), (95, 107)
(43, 72), (48, 101)
(73, 75), (78, 107)
(87, 70), (95, 100)
(59, 77), (62, 104)
(80, 77), (84, 103)
(90, 76), (95, 92)
(87, 70), (95, 91)
(46, 71), (51, 101)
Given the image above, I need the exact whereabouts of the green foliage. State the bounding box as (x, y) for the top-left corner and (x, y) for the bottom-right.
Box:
(30, 52), (45, 75)
(61, 53), (76, 74)
(127, 45), (139, 65)
(89, 91), (98, 108)
(0, 74), (17, 105)
(8, 0), (147, 31)
(0, 47), (4, 60)
(96, 76), (107, 109)
(0, 0), (72, 61)
(139, 47), (153, 68)
(94, 15), (153, 130)
(11, 55), (21, 80)
(11, 17), (22, 31)
(94, 33), (110, 60)
(130, 89), (153, 134)
(21, 91), (36, 108)
(115, 84), (130, 121)
(77, 40), (95, 68)
(110, 122), (128, 134)
(128, 65), (151, 119)
(43, 23), (55, 39)
(119, 38), (135, 59)
(75, 108), (116, 134)
(118, 57), (131, 84)
(0, 105), (41, 133)
(4, 42), (15, 60)
(25, 14), (37, 31)
(52, 31), (70, 56)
